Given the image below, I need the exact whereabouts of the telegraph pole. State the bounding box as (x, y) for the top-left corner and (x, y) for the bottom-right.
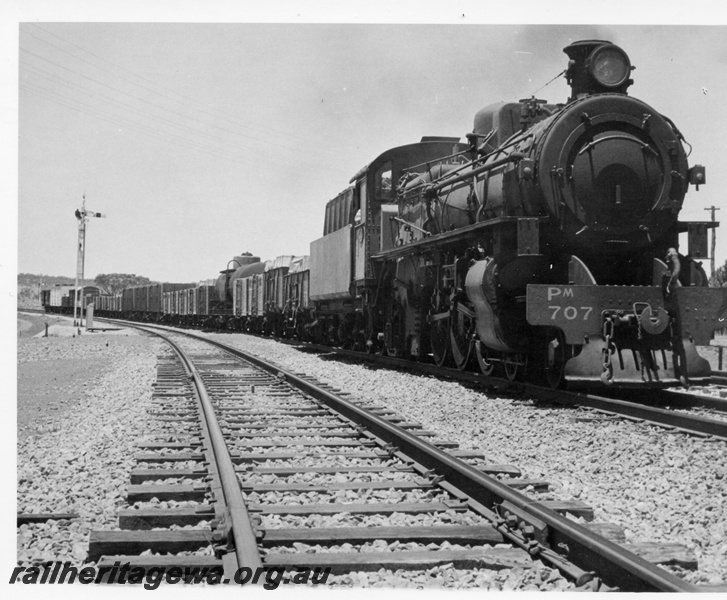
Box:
(705, 206), (720, 280)
(73, 194), (106, 326)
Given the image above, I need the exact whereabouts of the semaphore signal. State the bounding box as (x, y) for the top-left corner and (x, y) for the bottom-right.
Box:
(73, 193), (106, 326)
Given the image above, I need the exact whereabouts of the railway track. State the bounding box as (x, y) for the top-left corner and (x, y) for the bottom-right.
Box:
(709, 371), (727, 386)
(273, 341), (727, 443)
(89, 323), (705, 590)
(96, 317), (727, 444)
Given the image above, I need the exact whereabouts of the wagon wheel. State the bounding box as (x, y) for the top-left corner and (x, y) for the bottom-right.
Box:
(544, 333), (566, 389)
(377, 321), (390, 356)
(272, 317), (283, 338)
(308, 321), (323, 345)
(430, 314), (450, 367)
(337, 321), (349, 348)
(474, 340), (495, 376)
(364, 306), (380, 354)
(503, 352), (527, 382)
(352, 329), (367, 352)
(450, 310), (474, 371)
(380, 320), (395, 356)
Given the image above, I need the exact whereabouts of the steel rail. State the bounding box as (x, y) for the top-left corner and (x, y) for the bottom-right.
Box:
(606, 387), (727, 413)
(287, 343), (727, 441)
(709, 374), (727, 386)
(139, 327), (263, 575)
(549, 391), (727, 440)
(171, 330), (697, 592)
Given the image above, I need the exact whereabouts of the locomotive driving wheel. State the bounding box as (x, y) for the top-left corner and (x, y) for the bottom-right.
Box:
(503, 353), (527, 382)
(430, 314), (450, 367)
(450, 309), (474, 371)
(474, 340), (495, 376)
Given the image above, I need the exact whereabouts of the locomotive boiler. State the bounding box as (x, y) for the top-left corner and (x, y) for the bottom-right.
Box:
(383, 39), (726, 386)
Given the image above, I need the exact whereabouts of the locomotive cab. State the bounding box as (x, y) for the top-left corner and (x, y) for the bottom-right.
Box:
(308, 138), (468, 348)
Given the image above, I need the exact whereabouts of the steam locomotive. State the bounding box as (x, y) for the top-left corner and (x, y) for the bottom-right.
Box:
(83, 40), (727, 388)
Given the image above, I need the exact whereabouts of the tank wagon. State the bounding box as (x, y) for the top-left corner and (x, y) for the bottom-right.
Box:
(51, 40), (727, 389)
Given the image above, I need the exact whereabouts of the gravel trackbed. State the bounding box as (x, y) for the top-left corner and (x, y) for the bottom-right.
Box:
(15, 315), (726, 588)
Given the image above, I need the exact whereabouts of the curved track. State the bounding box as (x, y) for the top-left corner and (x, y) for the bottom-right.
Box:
(89, 321), (706, 591)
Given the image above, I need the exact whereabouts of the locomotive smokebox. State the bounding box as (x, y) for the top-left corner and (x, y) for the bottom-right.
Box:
(564, 40), (633, 99)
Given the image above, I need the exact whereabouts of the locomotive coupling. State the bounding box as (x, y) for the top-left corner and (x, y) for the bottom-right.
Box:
(636, 305), (670, 336)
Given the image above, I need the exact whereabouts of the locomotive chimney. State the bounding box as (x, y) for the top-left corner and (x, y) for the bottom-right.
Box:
(564, 40), (633, 101)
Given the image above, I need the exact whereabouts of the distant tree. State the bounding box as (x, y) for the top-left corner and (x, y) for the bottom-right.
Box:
(94, 273), (152, 295)
(710, 260), (727, 287)
(17, 285), (41, 308)
(17, 273), (94, 286)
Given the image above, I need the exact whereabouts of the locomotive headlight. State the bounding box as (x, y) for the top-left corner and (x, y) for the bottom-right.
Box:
(588, 44), (631, 88)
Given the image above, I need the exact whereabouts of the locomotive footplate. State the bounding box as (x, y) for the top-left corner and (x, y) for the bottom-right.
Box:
(526, 284), (727, 384)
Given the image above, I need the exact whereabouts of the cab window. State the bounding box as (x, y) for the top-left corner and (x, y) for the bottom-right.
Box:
(374, 162), (393, 201)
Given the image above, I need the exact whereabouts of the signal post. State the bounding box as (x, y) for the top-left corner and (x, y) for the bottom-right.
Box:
(73, 194), (106, 326)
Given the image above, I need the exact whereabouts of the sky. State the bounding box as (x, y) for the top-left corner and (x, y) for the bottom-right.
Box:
(7, 2), (727, 288)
